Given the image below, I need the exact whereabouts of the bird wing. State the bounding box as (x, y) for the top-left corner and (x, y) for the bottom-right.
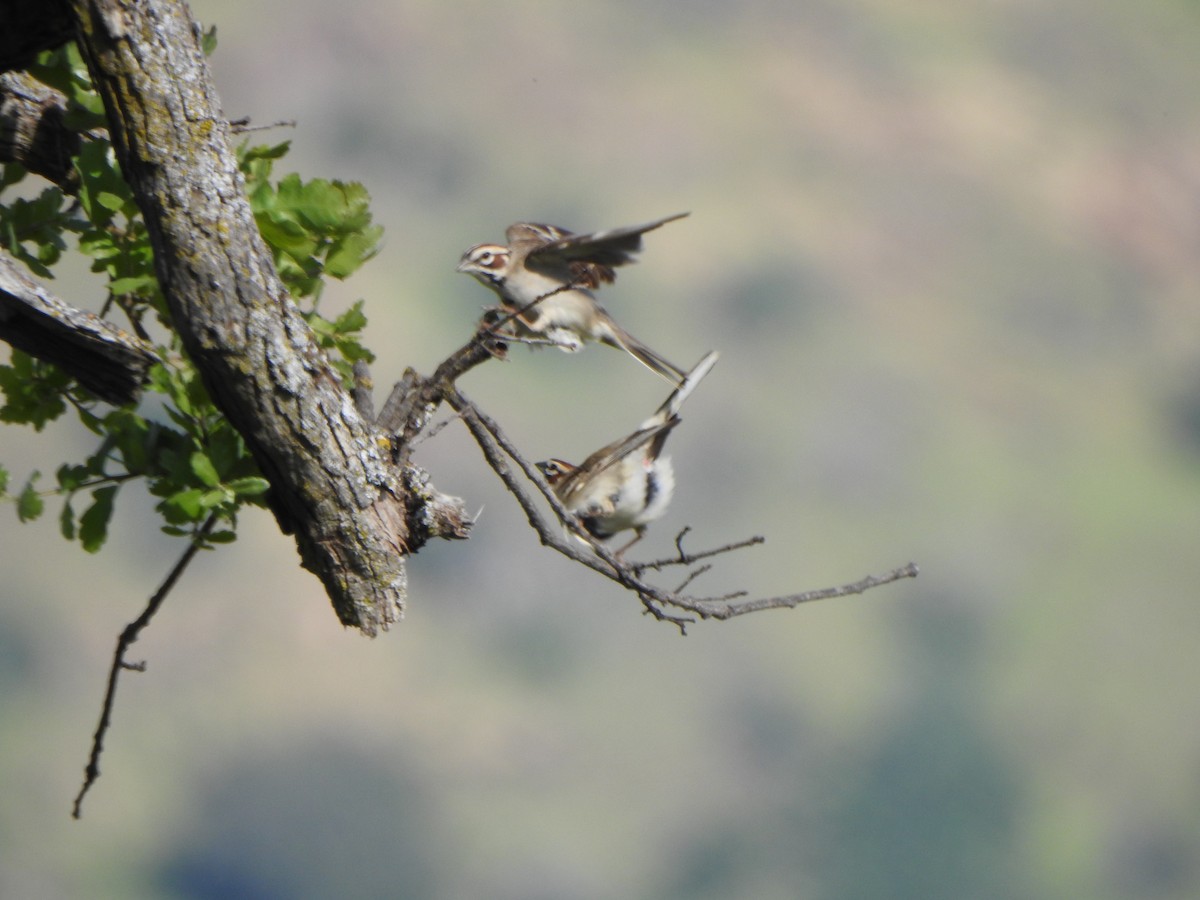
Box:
(505, 221), (574, 247)
(556, 419), (679, 506)
(520, 212), (689, 289)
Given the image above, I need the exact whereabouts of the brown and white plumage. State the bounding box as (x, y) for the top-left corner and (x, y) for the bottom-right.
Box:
(456, 213), (689, 383)
(536, 351), (718, 554)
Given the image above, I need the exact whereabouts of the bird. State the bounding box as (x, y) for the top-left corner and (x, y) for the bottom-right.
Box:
(535, 350), (718, 556)
(456, 213), (690, 383)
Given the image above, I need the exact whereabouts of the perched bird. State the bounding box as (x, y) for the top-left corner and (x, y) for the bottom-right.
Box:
(536, 350), (718, 556)
(456, 213), (689, 383)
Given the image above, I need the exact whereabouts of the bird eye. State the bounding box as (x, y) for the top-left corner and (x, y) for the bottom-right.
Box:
(477, 250), (495, 265)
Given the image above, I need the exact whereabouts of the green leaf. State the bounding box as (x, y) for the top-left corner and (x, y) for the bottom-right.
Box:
(161, 488), (206, 523)
(335, 338), (375, 364)
(199, 488), (233, 511)
(325, 228), (382, 279)
(189, 450), (221, 487)
(156, 445), (194, 485)
(77, 229), (121, 262)
(0, 353), (70, 430)
(254, 209), (318, 260)
(332, 300), (369, 334)
(0, 464), (8, 495)
(59, 495), (76, 541)
(0, 187), (69, 274)
(104, 409), (156, 474)
(108, 274), (158, 295)
(79, 486), (117, 552)
(17, 473), (43, 522)
(307, 314), (335, 338)
(205, 425), (244, 478)
(205, 530), (238, 544)
(145, 363), (174, 396)
(227, 476), (270, 498)
(238, 140), (291, 172)
(56, 463), (92, 492)
(96, 191), (126, 212)
(200, 25), (219, 56)
(1, 162), (27, 190)
(74, 140), (132, 227)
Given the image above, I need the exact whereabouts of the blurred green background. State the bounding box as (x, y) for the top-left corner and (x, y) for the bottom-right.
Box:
(3, 0), (1200, 897)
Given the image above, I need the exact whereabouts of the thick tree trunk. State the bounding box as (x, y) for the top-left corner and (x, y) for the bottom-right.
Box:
(65, 0), (415, 634)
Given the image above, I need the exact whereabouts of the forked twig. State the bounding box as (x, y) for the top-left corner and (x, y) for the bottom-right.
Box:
(72, 514), (218, 819)
(630, 527), (767, 575)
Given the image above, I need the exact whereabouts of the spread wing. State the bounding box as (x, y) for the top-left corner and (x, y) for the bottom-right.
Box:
(504, 221), (574, 247)
(512, 212), (689, 289)
(556, 418), (679, 505)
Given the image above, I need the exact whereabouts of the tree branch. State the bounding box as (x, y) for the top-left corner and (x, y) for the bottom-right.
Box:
(0, 249), (159, 404)
(72, 512), (217, 819)
(65, 0), (424, 635)
(0, 70), (86, 190)
(445, 388), (918, 632)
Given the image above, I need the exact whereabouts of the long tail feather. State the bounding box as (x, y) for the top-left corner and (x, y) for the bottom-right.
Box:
(647, 350), (719, 427)
(597, 318), (688, 384)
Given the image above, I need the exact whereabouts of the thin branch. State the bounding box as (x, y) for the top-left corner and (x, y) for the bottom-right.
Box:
(680, 563), (920, 621)
(673, 563), (713, 593)
(446, 389), (918, 632)
(228, 117), (296, 134)
(72, 513), (218, 819)
(630, 527), (767, 575)
(377, 279), (587, 446)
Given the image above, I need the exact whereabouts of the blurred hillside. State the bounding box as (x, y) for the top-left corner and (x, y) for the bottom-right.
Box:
(2, 1), (1199, 898)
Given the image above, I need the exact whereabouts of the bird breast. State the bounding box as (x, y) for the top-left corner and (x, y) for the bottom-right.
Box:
(577, 455), (675, 538)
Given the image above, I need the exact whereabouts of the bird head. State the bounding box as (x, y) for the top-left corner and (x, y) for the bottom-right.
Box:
(535, 459), (575, 486)
(456, 243), (510, 288)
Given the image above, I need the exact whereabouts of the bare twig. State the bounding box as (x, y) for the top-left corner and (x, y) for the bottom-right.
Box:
(673, 563), (713, 593)
(228, 117), (297, 134)
(630, 528), (767, 575)
(72, 514), (218, 819)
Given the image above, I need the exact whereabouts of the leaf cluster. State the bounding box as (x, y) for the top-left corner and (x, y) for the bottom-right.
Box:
(0, 40), (381, 553)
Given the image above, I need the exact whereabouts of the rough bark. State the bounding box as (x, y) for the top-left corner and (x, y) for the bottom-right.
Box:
(65, 0), (414, 634)
(0, 250), (159, 404)
(0, 71), (83, 190)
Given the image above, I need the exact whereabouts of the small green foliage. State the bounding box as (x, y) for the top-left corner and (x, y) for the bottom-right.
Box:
(16, 472), (44, 522)
(24, 44), (108, 133)
(0, 185), (71, 276)
(78, 486), (117, 553)
(237, 143), (378, 378)
(0, 41), (383, 555)
(307, 299), (376, 379)
(0, 352), (71, 430)
(199, 26), (219, 58)
(242, 143), (384, 302)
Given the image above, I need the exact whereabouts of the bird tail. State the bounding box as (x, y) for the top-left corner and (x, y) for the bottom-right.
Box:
(646, 350), (719, 428)
(597, 317), (688, 384)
